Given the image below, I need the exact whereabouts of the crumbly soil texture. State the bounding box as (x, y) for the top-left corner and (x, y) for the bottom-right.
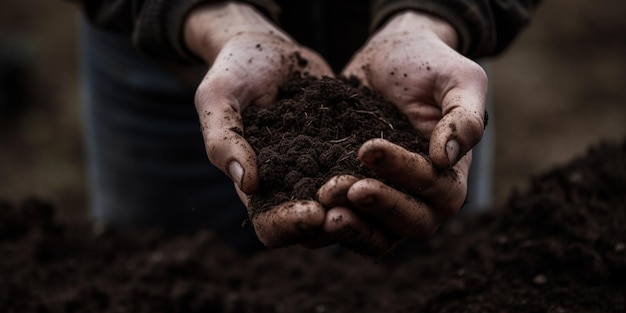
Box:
(242, 74), (428, 213)
(1, 140), (625, 312)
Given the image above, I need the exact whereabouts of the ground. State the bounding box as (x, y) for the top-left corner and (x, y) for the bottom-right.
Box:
(1, 140), (624, 312)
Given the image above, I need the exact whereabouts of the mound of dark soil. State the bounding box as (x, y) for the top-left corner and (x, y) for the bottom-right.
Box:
(242, 75), (428, 213)
(1, 140), (624, 312)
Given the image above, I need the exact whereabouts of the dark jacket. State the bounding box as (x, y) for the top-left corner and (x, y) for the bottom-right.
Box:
(74, 0), (540, 68)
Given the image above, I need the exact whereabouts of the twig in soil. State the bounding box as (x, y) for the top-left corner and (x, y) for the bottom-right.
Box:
(329, 136), (352, 144)
(337, 150), (356, 164)
(353, 109), (377, 116)
(354, 110), (394, 130)
(305, 118), (315, 128)
(318, 106), (329, 126)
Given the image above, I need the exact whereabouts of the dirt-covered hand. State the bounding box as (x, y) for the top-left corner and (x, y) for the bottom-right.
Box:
(185, 3), (333, 247)
(318, 139), (472, 255)
(324, 10), (488, 253)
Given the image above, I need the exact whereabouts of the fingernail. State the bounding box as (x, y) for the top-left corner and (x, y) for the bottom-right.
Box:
(363, 149), (385, 165)
(357, 196), (375, 206)
(445, 139), (460, 166)
(228, 161), (244, 188)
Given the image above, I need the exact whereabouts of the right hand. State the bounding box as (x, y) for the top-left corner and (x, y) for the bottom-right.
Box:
(184, 2), (335, 247)
(317, 10), (488, 255)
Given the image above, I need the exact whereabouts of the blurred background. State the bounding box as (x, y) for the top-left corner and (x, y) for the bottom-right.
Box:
(0, 0), (625, 222)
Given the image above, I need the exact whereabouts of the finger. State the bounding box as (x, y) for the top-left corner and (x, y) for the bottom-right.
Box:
(295, 49), (335, 79)
(341, 62), (370, 88)
(234, 182), (249, 207)
(317, 175), (359, 207)
(358, 138), (435, 189)
(358, 138), (469, 216)
(237, 183), (335, 249)
(347, 179), (440, 238)
(323, 207), (393, 256)
(430, 63), (488, 169)
(195, 77), (259, 194)
(251, 200), (326, 248)
(420, 152), (472, 218)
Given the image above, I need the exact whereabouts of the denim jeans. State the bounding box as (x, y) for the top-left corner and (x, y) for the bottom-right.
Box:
(80, 20), (264, 253)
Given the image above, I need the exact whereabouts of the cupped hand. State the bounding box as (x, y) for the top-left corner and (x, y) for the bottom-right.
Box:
(318, 10), (488, 254)
(185, 3), (333, 247)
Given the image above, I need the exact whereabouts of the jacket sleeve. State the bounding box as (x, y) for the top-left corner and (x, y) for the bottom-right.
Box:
(370, 0), (542, 59)
(74, 0), (281, 63)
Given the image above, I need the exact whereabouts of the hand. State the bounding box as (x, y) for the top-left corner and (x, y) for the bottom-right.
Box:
(318, 10), (488, 254)
(184, 3), (334, 247)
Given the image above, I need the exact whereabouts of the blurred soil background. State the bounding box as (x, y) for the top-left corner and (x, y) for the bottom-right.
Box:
(1, 0), (625, 220)
(0, 0), (82, 222)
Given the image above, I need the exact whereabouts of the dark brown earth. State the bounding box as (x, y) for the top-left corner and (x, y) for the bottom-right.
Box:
(1, 140), (624, 312)
(243, 74), (428, 213)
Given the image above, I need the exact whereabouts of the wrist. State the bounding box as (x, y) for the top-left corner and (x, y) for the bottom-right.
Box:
(378, 10), (458, 50)
(183, 2), (289, 63)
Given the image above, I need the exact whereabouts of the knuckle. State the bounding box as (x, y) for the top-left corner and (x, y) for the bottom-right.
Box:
(291, 201), (326, 228)
(423, 223), (440, 237)
(194, 80), (212, 108)
(441, 193), (466, 218)
(464, 109), (485, 138)
(203, 131), (227, 156)
(464, 60), (488, 84)
(406, 219), (439, 238)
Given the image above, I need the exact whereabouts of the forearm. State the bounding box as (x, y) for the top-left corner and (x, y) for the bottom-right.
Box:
(373, 10), (459, 50)
(73, 0), (281, 63)
(184, 2), (290, 64)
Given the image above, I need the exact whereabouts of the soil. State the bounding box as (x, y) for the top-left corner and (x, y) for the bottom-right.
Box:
(1, 139), (624, 312)
(242, 74), (428, 213)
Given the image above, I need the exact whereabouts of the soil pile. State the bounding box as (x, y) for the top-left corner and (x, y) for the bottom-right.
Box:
(242, 75), (428, 213)
(1, 140), (624, 312)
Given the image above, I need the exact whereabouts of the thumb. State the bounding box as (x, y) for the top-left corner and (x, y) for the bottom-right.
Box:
(195, 77), (260, 194)
(429, 76), (488, 169)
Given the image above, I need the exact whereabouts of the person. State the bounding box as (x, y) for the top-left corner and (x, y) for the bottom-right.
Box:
(75, 0), (540, 255)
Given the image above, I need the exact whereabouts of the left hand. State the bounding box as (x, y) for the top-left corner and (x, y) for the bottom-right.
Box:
(184, 2), (336, 248)
(317, 10), (489, 255)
